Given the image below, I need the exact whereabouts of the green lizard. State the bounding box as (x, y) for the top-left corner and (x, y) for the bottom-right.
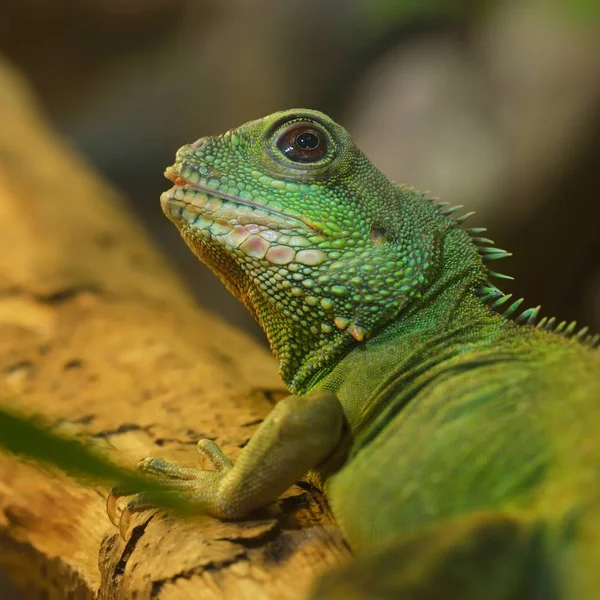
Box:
(108, 109), (600, 599)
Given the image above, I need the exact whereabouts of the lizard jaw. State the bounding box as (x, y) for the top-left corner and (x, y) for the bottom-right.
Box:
(161, 168), (330, 266)
(162, 166), (322, 234)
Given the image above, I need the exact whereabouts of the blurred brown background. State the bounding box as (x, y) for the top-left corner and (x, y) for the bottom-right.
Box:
(0, 1), (599, 597)
(1, 0), (599, 338)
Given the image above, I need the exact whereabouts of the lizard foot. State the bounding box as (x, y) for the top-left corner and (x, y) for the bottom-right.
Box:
(106, 439), (232, 539)
(106, 392), (345, 539)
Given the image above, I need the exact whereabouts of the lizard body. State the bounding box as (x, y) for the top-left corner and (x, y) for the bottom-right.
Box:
(110, 109), (600, 599)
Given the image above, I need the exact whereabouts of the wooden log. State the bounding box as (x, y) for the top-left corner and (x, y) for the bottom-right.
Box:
(0, 59), (348, 600)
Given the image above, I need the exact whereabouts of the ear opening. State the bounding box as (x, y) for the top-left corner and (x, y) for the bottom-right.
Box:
(370, 222), (389, 246)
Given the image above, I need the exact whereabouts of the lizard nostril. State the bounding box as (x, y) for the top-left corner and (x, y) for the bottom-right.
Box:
(192, 136), (208, 149)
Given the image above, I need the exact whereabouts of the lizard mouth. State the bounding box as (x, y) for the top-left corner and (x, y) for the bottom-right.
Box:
(161, 166), (321, 234)
(161, 166), (329, 266)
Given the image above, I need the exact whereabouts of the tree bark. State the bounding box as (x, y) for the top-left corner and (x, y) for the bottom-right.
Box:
(0, 58), (348, 600)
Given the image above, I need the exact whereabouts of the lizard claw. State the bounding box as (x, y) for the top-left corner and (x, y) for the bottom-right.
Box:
(106, 490), (121, 527)
(119, 503), (133, 540)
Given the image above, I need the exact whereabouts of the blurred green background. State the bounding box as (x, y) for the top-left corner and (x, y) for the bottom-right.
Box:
(0, 1), (599, 597)
(1, 0), (599, 337)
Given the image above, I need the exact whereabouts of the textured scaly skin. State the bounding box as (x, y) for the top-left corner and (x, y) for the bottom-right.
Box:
(110, 110), (600, 599)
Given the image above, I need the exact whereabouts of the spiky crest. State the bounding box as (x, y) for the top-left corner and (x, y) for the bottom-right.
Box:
(427, 200), (599, 349)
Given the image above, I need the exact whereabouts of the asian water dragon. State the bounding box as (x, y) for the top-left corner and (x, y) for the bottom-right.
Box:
(108, 109), (600, 599)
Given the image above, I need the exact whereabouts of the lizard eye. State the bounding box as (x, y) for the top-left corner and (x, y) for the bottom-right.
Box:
(276, 124), (328, 163)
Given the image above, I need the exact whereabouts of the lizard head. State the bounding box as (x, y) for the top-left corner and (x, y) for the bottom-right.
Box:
(161, 109), (448, 390)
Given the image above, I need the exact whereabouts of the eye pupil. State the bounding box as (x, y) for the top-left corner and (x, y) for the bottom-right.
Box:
(276, 123), (328, 164)
(295, 131), (320, 151)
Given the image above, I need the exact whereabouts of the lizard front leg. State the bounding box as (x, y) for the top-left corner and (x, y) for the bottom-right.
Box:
(107, 391), (345, 537)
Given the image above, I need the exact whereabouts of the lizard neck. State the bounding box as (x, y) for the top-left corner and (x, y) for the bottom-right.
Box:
(312, 272), (514, 434)
(265, 187), (445, 393)
(286, 222), (495, 395)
